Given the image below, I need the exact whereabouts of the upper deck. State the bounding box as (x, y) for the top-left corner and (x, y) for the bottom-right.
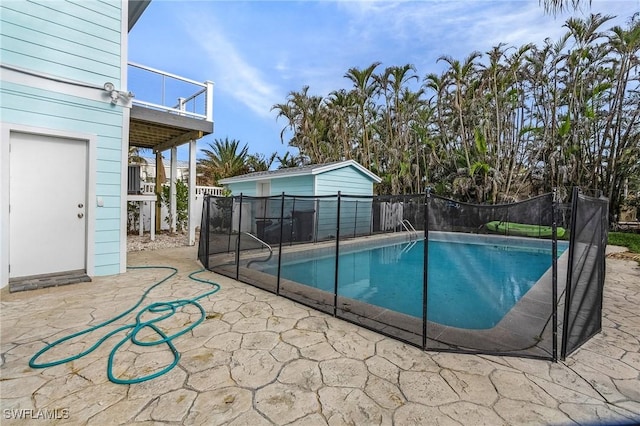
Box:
(127, 62), (214, 152)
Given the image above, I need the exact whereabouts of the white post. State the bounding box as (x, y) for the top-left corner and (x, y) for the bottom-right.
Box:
(155, 151), (163, 234)
(149, 199), (155, 241)
(188, 139), (197, 246)
(205, 81), (214, 122)
(138, 201), (144, 236)
(170, 146), (177, 233)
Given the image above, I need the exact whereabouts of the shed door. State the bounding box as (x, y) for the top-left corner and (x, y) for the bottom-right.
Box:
(257, 181), (271, 196)
(9, 132), (87, 278)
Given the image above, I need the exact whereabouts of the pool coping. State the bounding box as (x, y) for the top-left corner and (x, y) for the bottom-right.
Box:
(209, 231), (569, 357)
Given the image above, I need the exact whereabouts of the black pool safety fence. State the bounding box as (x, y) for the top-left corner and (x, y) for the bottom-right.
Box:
(198, 188), (608, 362)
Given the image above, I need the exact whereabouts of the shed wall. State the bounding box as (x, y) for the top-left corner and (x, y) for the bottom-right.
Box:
(271, 175), (314, 196)
(227, 181), (258, 197)
(315, 167), (374, 239)
(315, 166), (373, 196)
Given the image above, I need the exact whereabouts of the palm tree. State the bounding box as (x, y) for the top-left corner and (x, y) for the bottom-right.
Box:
(197, 138), (249, 185)
(128, 146), (148, 164)
(272, 86), (328, 163)
(325, 89), (357, 160)
(541, 0), (591, 15)
(344, 62), (382, 168)
(247, 152), (277, 172)
(276, 151), (307, 169)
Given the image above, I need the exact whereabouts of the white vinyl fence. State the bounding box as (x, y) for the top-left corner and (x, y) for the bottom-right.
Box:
(130, 185), (223, 232)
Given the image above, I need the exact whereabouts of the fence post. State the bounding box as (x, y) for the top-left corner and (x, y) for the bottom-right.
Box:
(290, 198), (296, 246)
(227, 196), (233, 253)
(236, 193), (243, 281)
(334, 192), (341, 317)
(423, 188), (431, 349)
(354, 199), (358, 238)
(561, 186), (580, 359)
(204, 195), (210, 269)
(552, 188), (558, 362)
(277, 193), (285, 296)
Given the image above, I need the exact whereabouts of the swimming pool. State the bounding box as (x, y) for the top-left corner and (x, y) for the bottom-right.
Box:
(262, 236), (566, 329)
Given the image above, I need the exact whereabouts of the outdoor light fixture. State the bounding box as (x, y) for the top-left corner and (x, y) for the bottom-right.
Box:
(103, 82), (134, 105)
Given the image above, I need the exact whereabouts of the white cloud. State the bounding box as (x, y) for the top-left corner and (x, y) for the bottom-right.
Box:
(333, 0), (637, 72)
(183, 13), (281, 119)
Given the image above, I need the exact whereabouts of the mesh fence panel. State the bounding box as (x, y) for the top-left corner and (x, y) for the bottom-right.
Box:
(275, 196), (338, 315)
(426, 193), (559, 359)
(335, 194), (425, 346)
(198, 196), (236, 278)
(561, 191), (608, 359)
(197, 189), (607, 361)
(234, 196), (281, 293)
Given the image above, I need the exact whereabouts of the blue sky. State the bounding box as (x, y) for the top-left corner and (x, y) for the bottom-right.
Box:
(128, 0), (638, 162)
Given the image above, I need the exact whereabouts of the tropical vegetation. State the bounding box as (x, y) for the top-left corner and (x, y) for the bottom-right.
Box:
(608, 232), (640, 253)
(268, 13), (639, 220)
(197, 137), (249, 185)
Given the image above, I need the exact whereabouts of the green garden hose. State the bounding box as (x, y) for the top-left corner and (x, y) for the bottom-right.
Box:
(29, 266), (221, 384)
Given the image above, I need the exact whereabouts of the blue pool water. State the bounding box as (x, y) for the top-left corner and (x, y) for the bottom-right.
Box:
(264, 238), (564, 329)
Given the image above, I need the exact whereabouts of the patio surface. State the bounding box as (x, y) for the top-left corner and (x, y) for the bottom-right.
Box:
(1, 245), (639, 425)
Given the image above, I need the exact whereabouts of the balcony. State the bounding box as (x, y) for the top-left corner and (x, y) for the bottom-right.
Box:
(128, 62), (214, 152)
(126, 63), (215, 244)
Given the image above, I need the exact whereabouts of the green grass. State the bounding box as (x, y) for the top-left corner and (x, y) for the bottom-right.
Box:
(608, 232), (640, 254)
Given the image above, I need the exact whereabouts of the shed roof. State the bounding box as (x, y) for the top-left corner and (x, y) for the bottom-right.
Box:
(218, 160), (382, 184)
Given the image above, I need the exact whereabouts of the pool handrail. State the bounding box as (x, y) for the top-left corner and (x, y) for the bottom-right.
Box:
(243, 232), (273, 268)
(400, 219), (418, 241)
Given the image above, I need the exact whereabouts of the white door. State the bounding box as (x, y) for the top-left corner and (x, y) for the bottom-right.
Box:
(9, 132), (87, 278)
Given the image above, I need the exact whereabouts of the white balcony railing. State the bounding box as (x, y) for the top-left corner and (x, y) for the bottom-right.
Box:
(128, 62), (214, 122)
(141, 182), (224, 197)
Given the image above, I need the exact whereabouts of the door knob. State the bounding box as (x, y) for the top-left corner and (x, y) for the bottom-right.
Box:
(78, 213), (84, 218)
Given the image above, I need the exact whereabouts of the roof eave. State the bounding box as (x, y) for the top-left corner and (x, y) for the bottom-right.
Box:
(311, 160), (382, 183)
(219, 169), (310, 184)
(219, 160), (382, 185)
(128, 0), (151, 32)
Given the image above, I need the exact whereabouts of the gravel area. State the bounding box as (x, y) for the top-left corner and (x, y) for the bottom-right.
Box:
(127, 231), (197, 252)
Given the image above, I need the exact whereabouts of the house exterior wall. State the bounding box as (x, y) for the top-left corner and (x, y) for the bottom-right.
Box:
(0, 0), (128, 285)
(0, 0), (122, 87)
(314, 166), (373, 196)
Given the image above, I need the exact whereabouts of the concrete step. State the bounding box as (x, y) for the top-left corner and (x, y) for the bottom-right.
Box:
(9, 270), (91, 293)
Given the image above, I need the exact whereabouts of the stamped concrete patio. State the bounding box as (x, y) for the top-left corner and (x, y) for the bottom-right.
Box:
(1, 245), (639, 425)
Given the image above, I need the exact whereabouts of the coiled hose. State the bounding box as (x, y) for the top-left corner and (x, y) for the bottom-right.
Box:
(29, 266), (221, 384)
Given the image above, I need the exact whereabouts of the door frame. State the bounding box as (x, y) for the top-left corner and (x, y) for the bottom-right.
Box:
(1, 123), (97, 287)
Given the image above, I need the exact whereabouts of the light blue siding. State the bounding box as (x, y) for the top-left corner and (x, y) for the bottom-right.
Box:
(95, 241), (120, 254)
(98, 158), (121, 173)
(99, 147), (122, 162)
(94, 253), (120, 274)
(315, 166), (373, 196)
(96, 229), (120, 242)
(0, 0), (122, 86)
(226, 181), (257, 196)
(271, 175), (314, 196)
(315, 166), (374, 238)
(96, 218), (121, 232)
(1, 0), (125, 277)
(1, 84), (124, 140)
